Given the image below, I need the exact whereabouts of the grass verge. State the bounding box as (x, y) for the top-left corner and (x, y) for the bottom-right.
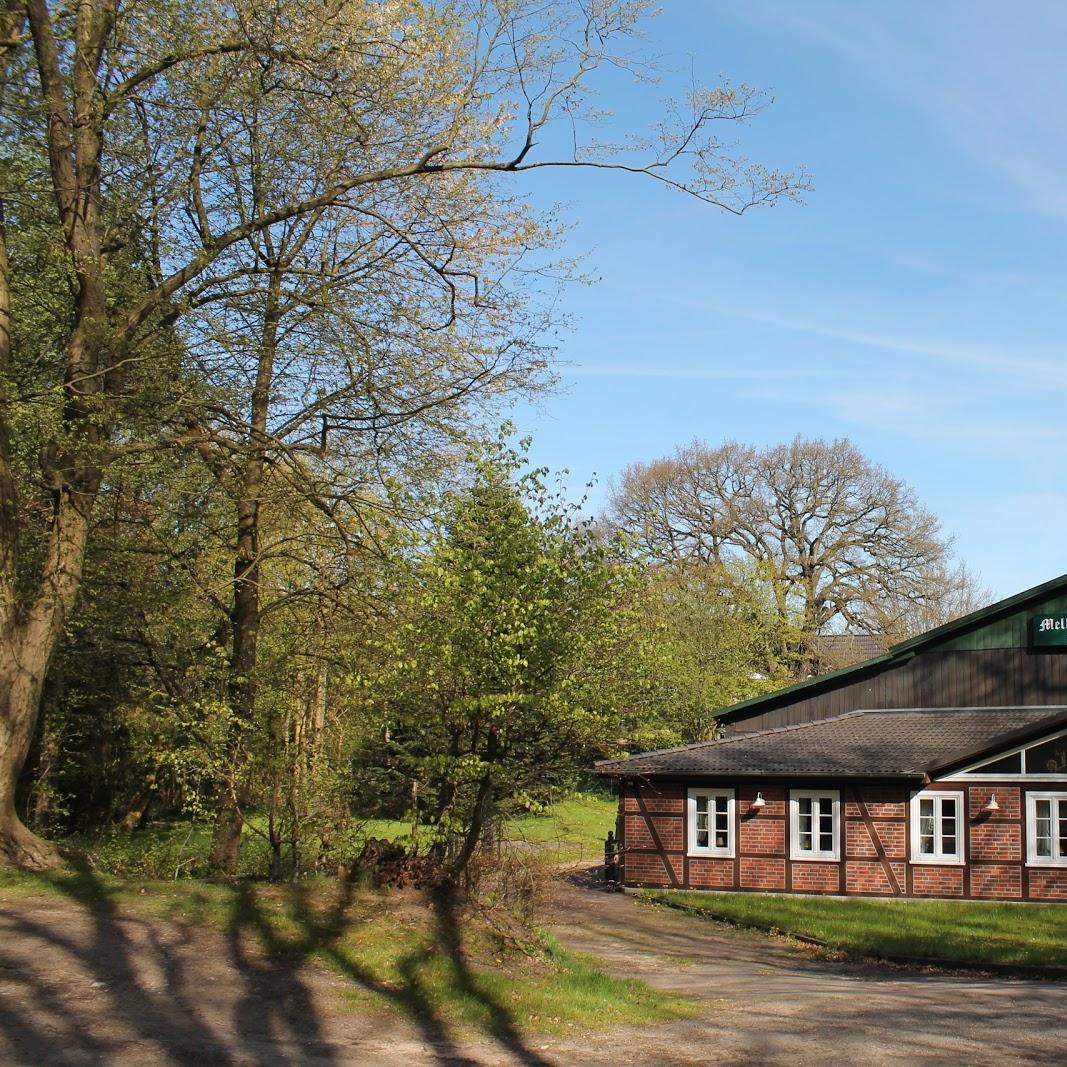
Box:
(643, 889), (1067, 970)
(0, 867), (691, 1036)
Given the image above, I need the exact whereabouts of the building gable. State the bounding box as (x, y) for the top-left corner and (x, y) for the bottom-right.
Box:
(717, 573), (1067, 733)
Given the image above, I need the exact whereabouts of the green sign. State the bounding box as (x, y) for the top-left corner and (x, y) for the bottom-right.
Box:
(1031, 614), (1067, 647)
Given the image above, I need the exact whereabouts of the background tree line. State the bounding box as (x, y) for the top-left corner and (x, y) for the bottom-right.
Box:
(1, 0), (978, 885)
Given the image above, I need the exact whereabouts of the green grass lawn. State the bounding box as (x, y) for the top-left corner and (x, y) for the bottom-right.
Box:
(0, 866), (691, 1036)
(62, 790), (618, 880)
(645, 890), (1067, 970)
(508, 792), (617, 864)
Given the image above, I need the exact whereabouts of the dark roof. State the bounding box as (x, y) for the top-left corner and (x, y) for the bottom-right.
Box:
(716, 571), (1067, 726)
(595, 706), (1067, 780)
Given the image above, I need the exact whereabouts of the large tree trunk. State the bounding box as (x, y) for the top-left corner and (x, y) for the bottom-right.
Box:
(0, 495), (92, 867)
(0, 0), (114, 867)
(0, 649), (61, 868)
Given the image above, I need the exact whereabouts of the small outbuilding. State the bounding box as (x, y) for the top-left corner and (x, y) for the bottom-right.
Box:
(597, 573), (1067, 902)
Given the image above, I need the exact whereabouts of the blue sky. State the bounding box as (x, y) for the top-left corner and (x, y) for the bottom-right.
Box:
(509, 1), (1067, 600)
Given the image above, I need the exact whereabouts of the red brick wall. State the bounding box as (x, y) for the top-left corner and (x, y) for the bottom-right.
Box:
(969, 820), (1022, 863)
(739, 857), (785, 891)
(618, 777), (1067, 902)
(689, 857), (735, 888)
(1029, 869), (1067, 900)
(911, 865), (964, 897)
(619, 782), (685, 887)
(740, 814), (785, 854)
(789, 861), (839, 893)
(846, 860), (906, 895)
(970, 863), (1022, 899)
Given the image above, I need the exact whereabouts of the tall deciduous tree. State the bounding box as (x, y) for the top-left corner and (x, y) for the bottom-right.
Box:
(0, 0), (802, 867)
(606, 436), (985, 674)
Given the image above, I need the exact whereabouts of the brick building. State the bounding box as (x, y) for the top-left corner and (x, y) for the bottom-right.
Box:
(597, 574), (1067, 902)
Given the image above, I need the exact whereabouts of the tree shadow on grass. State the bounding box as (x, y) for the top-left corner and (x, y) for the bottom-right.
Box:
(0, 863), (559, 1066)
(226, 873), (557, 1067)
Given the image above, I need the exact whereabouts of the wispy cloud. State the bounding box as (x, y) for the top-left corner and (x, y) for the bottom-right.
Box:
(562, 363), (824, 382)
(745, 378), (1067, 455)
(701, 303), (1067, 391)
(737, 1), (1067, 219)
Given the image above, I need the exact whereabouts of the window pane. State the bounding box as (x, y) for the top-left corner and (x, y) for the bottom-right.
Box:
(696, 795), (708, 814)
(941, 798), (957, 855)
(819, 830), (834, 852)
(1025, 736), (1067, 776)
(920, 796), (935, 853)
(798, 797), (812, 849)
(1058, 800), (1067, 860)
(696, 829), (709, 848)
(972, 752), (1022, 774)
(1036, 799), (1052, 857)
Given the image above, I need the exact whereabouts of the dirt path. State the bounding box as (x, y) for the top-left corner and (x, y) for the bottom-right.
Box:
(2, 875), (1066, 1065)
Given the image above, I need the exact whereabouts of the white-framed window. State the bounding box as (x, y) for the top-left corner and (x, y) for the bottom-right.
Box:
(1026, 792), (1067, 867)
(909, 790), (964, 864)
(687, 788), (735, 857)
(789, 789), (839, 861)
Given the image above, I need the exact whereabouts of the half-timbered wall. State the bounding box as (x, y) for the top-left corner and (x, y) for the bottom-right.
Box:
(619, 778), (1067, 902)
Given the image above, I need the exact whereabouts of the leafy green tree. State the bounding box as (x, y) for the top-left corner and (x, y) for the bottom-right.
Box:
(364, 445), (638, 887)
(634, 561), (795, 743)
(606, 436), (986, 676)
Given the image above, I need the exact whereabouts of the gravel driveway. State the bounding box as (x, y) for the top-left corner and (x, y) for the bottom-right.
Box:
(550, 875), (1067, 1066)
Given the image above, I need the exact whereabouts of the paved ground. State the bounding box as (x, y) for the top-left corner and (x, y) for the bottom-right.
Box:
(1, 873), (1066, 1065)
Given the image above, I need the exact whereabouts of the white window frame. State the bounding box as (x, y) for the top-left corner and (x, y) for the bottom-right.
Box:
(687, 787), (735, 858)
(1026, 791), (1067, 867)
(789, 789), (840, 861)
(943, 725), (1067, 782)
(909, 790), (965, 865)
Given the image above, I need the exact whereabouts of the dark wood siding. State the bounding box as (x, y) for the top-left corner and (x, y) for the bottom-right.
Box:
(724, 649), (1067, 734)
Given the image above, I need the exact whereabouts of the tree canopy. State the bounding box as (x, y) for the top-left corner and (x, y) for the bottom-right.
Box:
(606, 436), (987, 674)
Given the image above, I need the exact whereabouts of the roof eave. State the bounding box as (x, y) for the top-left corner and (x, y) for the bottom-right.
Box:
(595, 768), (926, 781)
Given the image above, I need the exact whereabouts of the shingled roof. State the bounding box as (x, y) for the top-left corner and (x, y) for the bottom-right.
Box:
(595, 706), (1067, 781)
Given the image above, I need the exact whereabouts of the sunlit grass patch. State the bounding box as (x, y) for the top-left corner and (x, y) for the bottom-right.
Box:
(507, 792), (617, 864)
(645, 890), (1067, 969)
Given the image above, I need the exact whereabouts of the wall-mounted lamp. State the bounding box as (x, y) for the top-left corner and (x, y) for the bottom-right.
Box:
(982, 794), (1000, 814)
(751, 792), (767, 813)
